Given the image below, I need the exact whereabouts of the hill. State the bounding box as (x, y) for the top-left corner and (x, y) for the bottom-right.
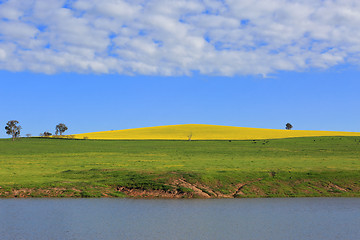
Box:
(1, 137), (360, 198)
(73, 124), (360, 140)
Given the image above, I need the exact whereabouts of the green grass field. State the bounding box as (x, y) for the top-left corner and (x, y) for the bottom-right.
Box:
(1, 137), (360, 198)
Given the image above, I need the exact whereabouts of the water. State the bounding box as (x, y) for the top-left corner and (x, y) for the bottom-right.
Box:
(0, 198), (359, 240)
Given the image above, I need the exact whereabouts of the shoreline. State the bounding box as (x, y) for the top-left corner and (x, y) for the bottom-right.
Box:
(2, 174), (359, 199)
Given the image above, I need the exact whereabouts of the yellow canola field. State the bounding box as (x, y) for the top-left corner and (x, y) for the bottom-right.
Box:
(73, 124), (360, 140)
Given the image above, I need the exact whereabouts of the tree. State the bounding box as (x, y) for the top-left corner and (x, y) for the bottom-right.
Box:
(55, 123), (68, 135)
(5, 120), (21, 141)
(285, 123), (293, 130)
(41, 131), (52, 137)
(188, 132), (192, 141)
(26, 134), (32, 137)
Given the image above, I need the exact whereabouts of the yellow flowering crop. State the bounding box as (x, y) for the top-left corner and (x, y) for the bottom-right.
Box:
(73, 124), (360, 140)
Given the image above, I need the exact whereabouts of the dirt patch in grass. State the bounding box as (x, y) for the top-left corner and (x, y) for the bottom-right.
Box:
(0, 187), (79, 198)
(115, 178), (215, 198)
(114, 177), (266, 198)
(0, 186), (114, 198)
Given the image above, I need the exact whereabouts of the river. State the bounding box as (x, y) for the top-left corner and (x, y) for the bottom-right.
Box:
(0, 198), (359, 240)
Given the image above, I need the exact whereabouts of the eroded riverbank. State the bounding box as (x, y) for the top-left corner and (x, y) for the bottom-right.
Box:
(1, 170), (360, 198)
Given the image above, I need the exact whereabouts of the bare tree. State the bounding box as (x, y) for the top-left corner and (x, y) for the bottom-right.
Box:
(55, 123), (68, 135)
(188, 132), (192, 141)
(285, 123), (293, 130)
(5, 120), (21, 141)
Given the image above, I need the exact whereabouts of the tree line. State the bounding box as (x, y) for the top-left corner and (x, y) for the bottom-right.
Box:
(4, 120), (68, 141)
(4, 120), (294, 141)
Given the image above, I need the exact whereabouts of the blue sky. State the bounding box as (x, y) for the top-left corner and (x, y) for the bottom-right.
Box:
(1, 0), (360, 137)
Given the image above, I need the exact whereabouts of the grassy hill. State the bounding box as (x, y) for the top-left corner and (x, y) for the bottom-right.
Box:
(1, 136), (360, 198)
(73, 124), (360, 140)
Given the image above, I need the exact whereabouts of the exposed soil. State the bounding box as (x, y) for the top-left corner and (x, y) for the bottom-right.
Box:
(328, 183), (347, 192)
(115, 178), (218, 198)
(0, 187), (81, 198)
(114, 178), (264, 198)
(1, 178), (359, 198)
(116, 186), (187, 198)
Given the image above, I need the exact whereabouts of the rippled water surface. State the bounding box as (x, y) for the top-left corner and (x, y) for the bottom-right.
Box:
(0, 198), (359, 240)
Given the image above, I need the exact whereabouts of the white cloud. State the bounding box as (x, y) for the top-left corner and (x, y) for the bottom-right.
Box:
(0, 0), (360, 76)
(0, 48), (6, 60)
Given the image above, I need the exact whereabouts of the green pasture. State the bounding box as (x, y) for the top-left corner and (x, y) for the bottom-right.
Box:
(0, 137), (360, 197)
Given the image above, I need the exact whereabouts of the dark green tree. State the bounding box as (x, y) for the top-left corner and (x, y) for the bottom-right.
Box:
(285, 123), (293, 130)
(5, 120), (21, 141)
(55, 123), (68, 135)
(41, 131), (52, 137)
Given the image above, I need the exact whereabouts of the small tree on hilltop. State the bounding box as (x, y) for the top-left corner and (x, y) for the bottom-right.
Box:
(5, 120), (21, 141)
(188, 132), (192, 141)
(285, 123), (293, 130)
(55, 123), (68, 135)
(42, 131), (52, 137)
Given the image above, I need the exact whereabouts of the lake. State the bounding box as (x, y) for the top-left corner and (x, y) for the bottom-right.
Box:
(0, 198), (359, 240)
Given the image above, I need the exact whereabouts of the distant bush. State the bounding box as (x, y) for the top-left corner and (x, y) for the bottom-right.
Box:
(285, 123), (293, 130)
(43, 132), (52, 137)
